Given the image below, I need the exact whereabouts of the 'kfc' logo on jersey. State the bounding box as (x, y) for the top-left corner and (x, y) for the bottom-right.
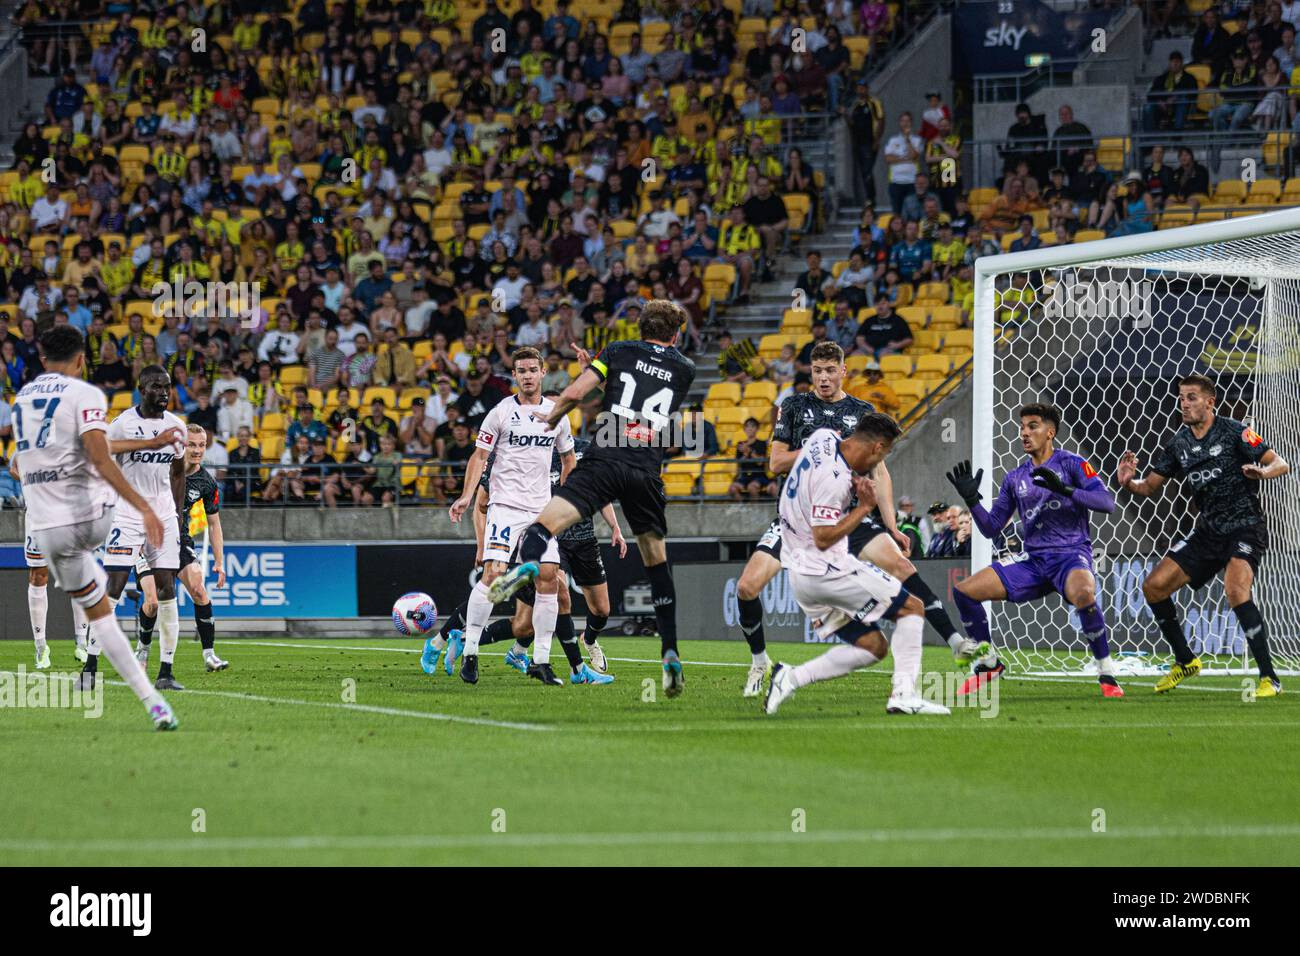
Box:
(812, 505), (841, 521)
(82, 407), (104, 424)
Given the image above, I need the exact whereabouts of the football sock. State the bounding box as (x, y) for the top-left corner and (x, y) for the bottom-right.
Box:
(901, 573), (964, 650)
(889, 612), (924, 699)
(1149, 597), (1195, 665)
(28, 584), (47, 650)
(518, 522), (554, 566)
(85, 597), (118, 667)
(194, 602), (215, 651)
(478, 618), (515, 646)
(1077, 602), (1110, 660)
(646, 561), (678, 657)
(1232, 600), (1277, 681)
(462, 581), (494, 654)
(738, 595), (766, 657)
(158, 598), (179, 678)
(952, 587), (990, 646)
(71, 601), (89, 649)
(582, 613), (607, 645)
(531, 591), (559, 666)
(137, 607), (156, 646)
(556, 612), (583, 671)
(90, 611), (153, 700)
(789, 643), (880, 689)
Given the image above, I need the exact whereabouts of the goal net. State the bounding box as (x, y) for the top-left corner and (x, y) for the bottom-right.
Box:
(972, 208), (1300, 677)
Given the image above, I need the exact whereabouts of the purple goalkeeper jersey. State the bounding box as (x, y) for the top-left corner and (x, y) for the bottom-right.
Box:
(975, 448), (1114, 552)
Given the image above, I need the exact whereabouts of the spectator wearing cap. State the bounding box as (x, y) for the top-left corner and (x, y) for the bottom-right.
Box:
(288, 402), (329, 447)
(856, 358), (900, 416)
(846, 80), (886, 206)
(1212, 47), (1259, 133)
(926, 502), (957, 557)
(359, 398), (400, 457)
(1143, 51), (1199, 132)
(454, 360), (507, 430)
(217, 386), (255, 441)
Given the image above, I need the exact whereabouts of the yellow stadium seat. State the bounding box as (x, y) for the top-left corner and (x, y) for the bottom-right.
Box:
(278, 365), (308, 387)
(743, 381), (777, 405)
(362, 386), (396, 408)
(916, 281), (950, 304)
(704, 382), (742, 409)
(879, 355), (914, 377)
(781, 308), (813, 332)
(915, 354), (954, 378)
(260, 412), (287, 433)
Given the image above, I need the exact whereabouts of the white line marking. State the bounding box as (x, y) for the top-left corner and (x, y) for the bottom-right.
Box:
(0, 671), (551, 732)
(4, 823), (1299, 854)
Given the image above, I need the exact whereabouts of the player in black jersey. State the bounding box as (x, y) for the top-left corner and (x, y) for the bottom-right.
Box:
(479, 433), (629, 683)
(136, 424), (230, 676)
(735, 340), (977, 700)
(487, 300), (696, 696)
(1116, 374), (1290, 695)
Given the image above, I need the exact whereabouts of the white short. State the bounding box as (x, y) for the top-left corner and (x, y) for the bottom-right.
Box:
(483, 503), (560, 565)
(104, 512), (181, 571)
(29, 508), (113, 608)
(24, 533), (46, 569)
(787, 556), (907, 642)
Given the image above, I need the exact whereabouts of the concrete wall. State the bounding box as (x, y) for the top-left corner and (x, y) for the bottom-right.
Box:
(0, 45), (30, 145)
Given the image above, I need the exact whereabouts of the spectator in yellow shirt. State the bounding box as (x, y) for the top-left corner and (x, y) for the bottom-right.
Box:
(855, 359), (901, 416)
(929, 221), (966, 281)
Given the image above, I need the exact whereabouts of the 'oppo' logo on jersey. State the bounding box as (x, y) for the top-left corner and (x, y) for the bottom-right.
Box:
(507, 433), (555, 448)
(1187, 467), (1223, 485)
(1023, 498), (1065, 523)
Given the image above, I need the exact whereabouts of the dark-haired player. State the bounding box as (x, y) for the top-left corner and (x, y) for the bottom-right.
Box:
(946, 403), (1121, 697)
(738, 340), (976, 704)
(13, 326), (178, 729)
(487, 300), (696, 696)
(136, 424), (230, 672)
(1116, 374), (1290, 695)
(79, 363), (187, 692)
(765, 413), (945, 714)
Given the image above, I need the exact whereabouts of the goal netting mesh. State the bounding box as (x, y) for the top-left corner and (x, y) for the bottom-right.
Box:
(976, 221), (1300, 677)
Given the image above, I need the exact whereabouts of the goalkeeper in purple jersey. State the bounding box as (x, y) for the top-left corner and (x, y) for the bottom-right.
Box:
(945, 403), (1123, 698)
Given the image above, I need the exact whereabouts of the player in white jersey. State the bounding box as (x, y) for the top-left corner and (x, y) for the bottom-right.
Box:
(12, 327), (178, 730)
(78, 364), (187, 692)
(441, 347), (576, 686)
(764, 413), (947, 716)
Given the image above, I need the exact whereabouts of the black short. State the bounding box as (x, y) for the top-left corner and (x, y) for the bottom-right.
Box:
(847, 515), (890, 555)
(179, 539), (197, 572)
(516, 537), (606, 606)
(554, 457), (667, 538)
(1167, 522), (1269, 590)
(754, 518), (783, 560)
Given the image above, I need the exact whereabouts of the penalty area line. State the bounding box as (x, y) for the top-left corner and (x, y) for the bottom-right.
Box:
(4, 823), (1300, 854)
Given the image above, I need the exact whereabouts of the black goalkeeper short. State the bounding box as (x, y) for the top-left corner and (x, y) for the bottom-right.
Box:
(516, 536), (607, 607)
(1167, 521), (1269, 590)
(553, 456), (668, 538)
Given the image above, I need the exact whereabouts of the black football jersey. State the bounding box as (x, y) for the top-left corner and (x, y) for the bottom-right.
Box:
(772, 391), (876, 451)
(179, 465), (220, 544)
(585, 339), (696, 471)
(480, 441), (595, 542)
(1150, 415), (1272, 534)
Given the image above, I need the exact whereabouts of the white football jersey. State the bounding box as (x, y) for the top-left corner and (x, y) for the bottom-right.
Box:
(12, 373), (113, 532)
(476, 395), (574, 513)
(107, 405), (186, 523)
(778, 428), (856, 576)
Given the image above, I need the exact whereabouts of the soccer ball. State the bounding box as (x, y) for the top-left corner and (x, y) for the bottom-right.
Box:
(392, 592), (438, 636)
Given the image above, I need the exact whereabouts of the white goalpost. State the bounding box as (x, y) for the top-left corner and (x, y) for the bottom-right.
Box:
(973, 207), (1300, 677)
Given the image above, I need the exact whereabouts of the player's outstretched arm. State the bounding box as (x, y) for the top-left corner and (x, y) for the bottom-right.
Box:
(83, 430), (164, 547)
(1243, 449), (1290, 480)
(544, 368), (603, 428)
(946, 461), (1014, 538)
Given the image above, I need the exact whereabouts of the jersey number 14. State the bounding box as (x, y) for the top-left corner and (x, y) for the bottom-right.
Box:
(611, 372), (673, 431)
(13, 398), (61, 452)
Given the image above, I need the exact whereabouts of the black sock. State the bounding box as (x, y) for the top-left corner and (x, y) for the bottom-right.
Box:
(583, 613), (608, 645)
(479, 618), (515, 646)
(194, 602), (215, 651)
(556, 613), (583, 671)
(158, 660), (172, 679)
(647, 562), (678, 657)
(738, 595), (766, 655)
(1233, 600), (1277, 681)
(83, 653), (98, 673)
(440, 600), (468, 638)
(902, 572), (961, 644)
(518, 522), (553, 566)
(138, 609), (156, 646)
(1150, 598), (1196, 665)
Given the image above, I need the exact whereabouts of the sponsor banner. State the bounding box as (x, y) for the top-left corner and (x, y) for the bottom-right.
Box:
(952, 0), (1110, 76)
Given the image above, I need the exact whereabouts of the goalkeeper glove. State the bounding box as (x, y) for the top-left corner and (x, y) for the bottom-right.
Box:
(945, 460), (983, 507)
(1031, 466), (1073, 498)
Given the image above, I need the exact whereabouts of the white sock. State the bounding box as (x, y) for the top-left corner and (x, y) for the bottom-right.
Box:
(71, 601), (89, 648)
(890, 614), (924, 698)
(461, 581), (494, 653)
(789, 643), (880, 689)
(1097, 654), (1117, 677)
(531, 592), (560, 665)
(510, 641), (530, 657)
(945, 632), (964, 652)
(87, 596), (118, 659)
(430, 633), (447, 650)
(90, 611), (154, 701)
(157, 597), (179, 665)
(751, 650), (770, 668)
(28, 584), (48, 648)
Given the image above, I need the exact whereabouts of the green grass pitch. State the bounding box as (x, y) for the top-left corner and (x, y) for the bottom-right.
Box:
(1, 635), (1297, 866)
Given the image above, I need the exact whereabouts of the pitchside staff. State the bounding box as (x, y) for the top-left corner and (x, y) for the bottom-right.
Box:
(1116, 374), (1290, 695)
